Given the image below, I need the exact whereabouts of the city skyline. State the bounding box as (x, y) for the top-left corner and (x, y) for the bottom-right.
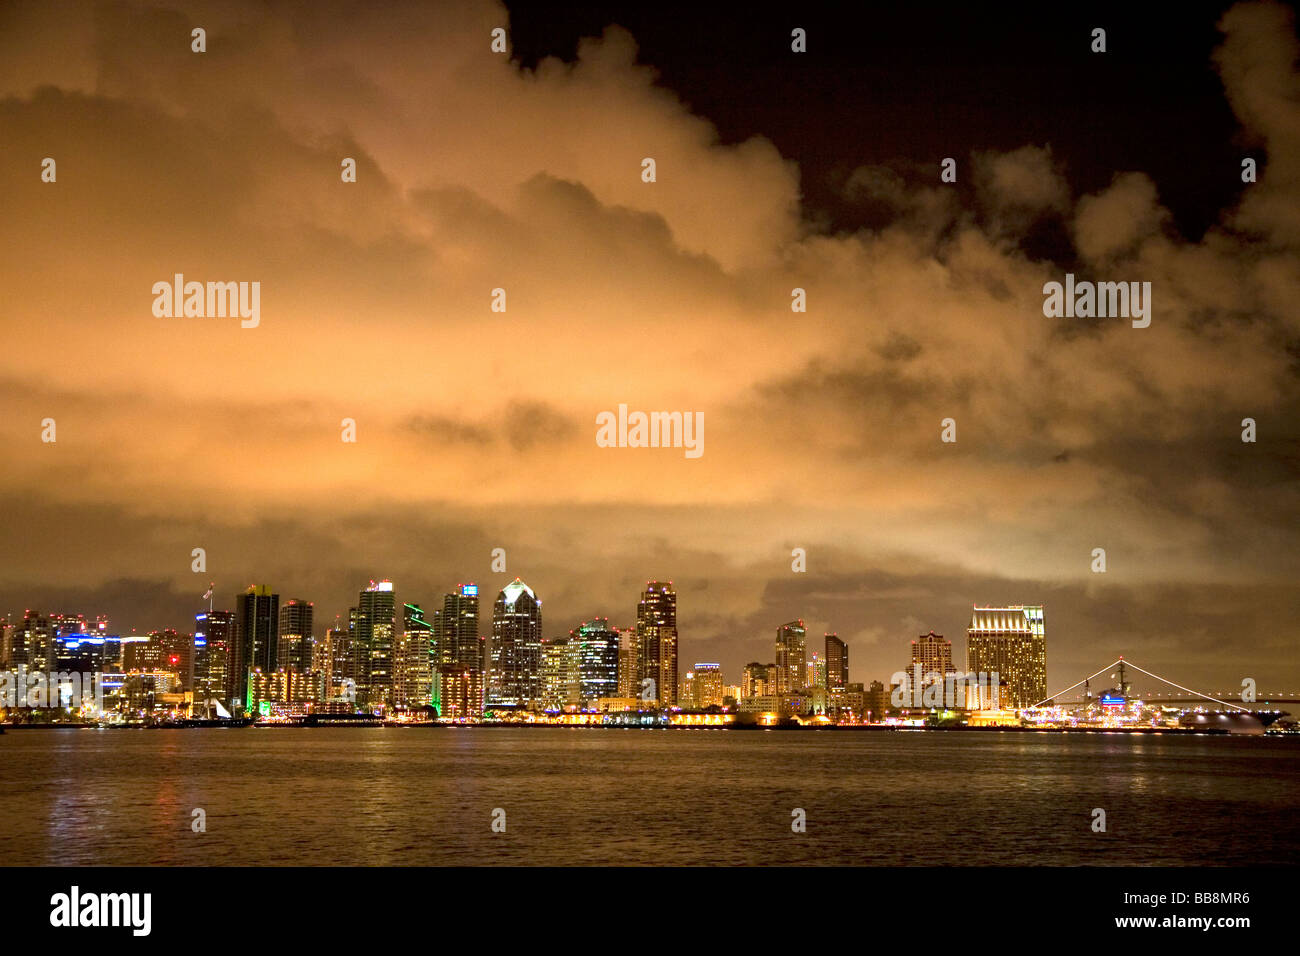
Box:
(0, 579), (1064, 698)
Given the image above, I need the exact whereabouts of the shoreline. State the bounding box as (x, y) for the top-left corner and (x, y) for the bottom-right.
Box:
(2, 721), (1292, 736)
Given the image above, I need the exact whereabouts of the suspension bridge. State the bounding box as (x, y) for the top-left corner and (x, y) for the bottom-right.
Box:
(1031, 657), (1295, 712)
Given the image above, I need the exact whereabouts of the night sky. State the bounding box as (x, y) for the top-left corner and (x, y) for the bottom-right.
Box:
(1, 0), (1297, 695)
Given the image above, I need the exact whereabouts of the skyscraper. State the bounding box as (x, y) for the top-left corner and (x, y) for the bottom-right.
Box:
(325, 619), (354, 702)
(635, 581), (678, 707)
(806, 650), (827, 690)
(277, 599), (314, 673)
(438, 584), (482, 717)
(617, 627), (636, 698)
(234, 586), (279, 713)
(9, 611), (54, 670)
(355, 581), (396, 711)
(774, 620), (807, 694)
(966, 606), (1046, 709)
(397, 603), (434, 710)
(911, 631), (954, 678)
(194, 609), (233, 711)
(825, 633), (848, 689)
(573, 618), (620, 703)
(540, 636), (579, 710)
(488, 578), (543, 708)
(439, 585), (481, 671)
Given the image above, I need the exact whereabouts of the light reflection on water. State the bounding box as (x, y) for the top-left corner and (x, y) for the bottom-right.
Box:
(3, 727), (1296, 866)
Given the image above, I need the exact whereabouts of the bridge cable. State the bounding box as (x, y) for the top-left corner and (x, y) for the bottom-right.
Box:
(1030, 659), (1122, 709)
(1120, 660), (1249, 713)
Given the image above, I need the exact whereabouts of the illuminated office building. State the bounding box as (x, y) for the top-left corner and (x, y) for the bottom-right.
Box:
(324, 621), (355, 701)
(573, 618), (620, 703)
(635, 582), (678, 707)
(438, 584), (482, 717)
(233, 585), (279, 713)
(911, 630), (954, 678)
(355, 581), (396, 711)
(397, 603), (434, 710)
(194, 610), (234, 710)
(691, 662), (724, 709)
(806, 651), (827, 690)
(966, 606), (1046, 709)
(277, 600), (314, 674)
(617, 628), (636, 698)
(540, 636), (579, 710)
(488, 578), (543, 708)
(743, 662), (774, 698)
(774, 621), (807, 694)
(825, 633), (848, 690)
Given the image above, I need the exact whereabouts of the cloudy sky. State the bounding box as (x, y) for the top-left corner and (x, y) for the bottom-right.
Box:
(1, 0), (1297, 695)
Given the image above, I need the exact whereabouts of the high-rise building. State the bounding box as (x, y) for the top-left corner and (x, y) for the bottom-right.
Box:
(397, 603), (434, 710)
(806, 651), (827, 690)
(774, 620), (807, 694)
(277, 600), (314, 673)
(966, 606), (1046, 709)
(438, 585), (482, 717)
(355, 581), (396, 711)
(911, 630), (954, 678)
(635, 581), (678, 707)
(325, 619), (354, 702)
(149, 628), (191, 690)
(439, 585), (481, 670)
(440, 667), (484, 721)
(573, 618), (620, 703)
(616, 627), (636, 698)
(233, 586), (279, 713)
(195, 611), (234, 712)
(488, 578), (543, 708)
(540, 636), (579, 710)
(825, 633), (848, 690)
(9, 611), (54, 670)
(742, 662), (774, 697)
(692, 662), (724, 708)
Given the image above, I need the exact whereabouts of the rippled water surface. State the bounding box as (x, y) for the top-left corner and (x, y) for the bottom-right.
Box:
(3, 727), (1297, 865)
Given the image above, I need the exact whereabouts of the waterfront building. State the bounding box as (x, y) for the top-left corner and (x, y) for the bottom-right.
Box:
(194, 610), (234, 710)
(355, 581), (396, 711)
(774, 621), (807, 694)
(617, 628), (636, 698)
(540, 637), (580, 710)
(825, 633), (848, 689)
(911, 630), (954, 678)
(277, 600), (314, 674)
(966, 606), (1047, 709)
(806, 651), (827, 690)
(691, 662), (724, 708)
(635, 582), (678, 707)
(573, 619), (620, 704)
(742, 662), (775, 698)
(864, 679), (890, 721)
(397, 603), (435, 710)
(234, 585), (279, 714)
(488, 578), (543, 708)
